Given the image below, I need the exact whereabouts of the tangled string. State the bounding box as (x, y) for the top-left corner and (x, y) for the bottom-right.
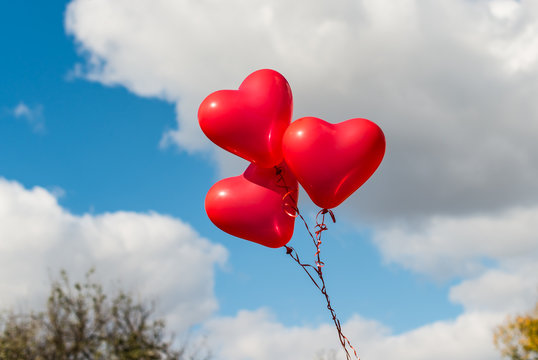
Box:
(275, 166), (359, 360)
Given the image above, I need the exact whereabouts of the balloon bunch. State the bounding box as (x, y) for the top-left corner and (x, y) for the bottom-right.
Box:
(199, 69), (385, 359)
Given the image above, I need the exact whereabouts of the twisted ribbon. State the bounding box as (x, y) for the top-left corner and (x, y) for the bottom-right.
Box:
(275, 166), (359, 360)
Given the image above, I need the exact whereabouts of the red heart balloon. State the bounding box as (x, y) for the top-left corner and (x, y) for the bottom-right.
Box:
(205, 163), (298, 248)
(282, 117), (385, 209)
(198, 69), (293, 168)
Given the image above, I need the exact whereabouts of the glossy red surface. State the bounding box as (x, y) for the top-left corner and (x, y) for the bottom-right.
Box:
(198, 69), (293, 168)
(282, 117), (385, 209)
(205, 162), (298, 248)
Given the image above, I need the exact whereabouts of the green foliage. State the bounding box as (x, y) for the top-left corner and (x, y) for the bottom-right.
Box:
(0, 269), (209, 360)
(494, 302), (538, 360)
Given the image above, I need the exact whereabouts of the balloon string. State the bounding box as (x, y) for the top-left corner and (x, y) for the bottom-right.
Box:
(275, 166), (360, 360)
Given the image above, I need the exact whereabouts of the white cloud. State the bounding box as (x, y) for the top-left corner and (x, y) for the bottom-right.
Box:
(0, 179), (521, 360)
(364, 204), (538, 359)
(489, 0), (521, 22)
(373, 206), (538, 279)
(367, 312), (503, 360)
(11, 102), (45, 133)
(0, 177), (227, 333)
(487, 0), (538, 73)
(203, 309), (503, 360)
(64, 0), (538, 220)
(0, 174), (519, 359)
(202, 242), (534, 360)
(59, 2), (538, 358)
(203, 309), (387, 360)
(450, 266), (538, 313)
(13, 102), (32, 118)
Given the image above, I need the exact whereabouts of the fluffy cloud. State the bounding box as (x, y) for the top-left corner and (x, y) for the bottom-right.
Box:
(60, 2), (538, 358)
(0, 175), (520, 360)
(204, 310), (386, 360)
(204, 247), (535, 360)
(0, 177), (227, 333)
(373, 205), (538, 279)
(205, 204), (538, 359)
(203, 308), (503, 360)
(450, 265), (538, 313)
(203, 226), (536, 360)
(64, 0), (538, 220)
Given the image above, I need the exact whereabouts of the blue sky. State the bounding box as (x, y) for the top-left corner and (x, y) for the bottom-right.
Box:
(2, 1), (538, 359)
(0, 0), (459, 331)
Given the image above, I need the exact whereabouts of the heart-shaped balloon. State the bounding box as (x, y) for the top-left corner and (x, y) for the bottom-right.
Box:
(198, 69), (293, 168)
(205, 162), (298, 248)
(282, 117), (385, 209)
